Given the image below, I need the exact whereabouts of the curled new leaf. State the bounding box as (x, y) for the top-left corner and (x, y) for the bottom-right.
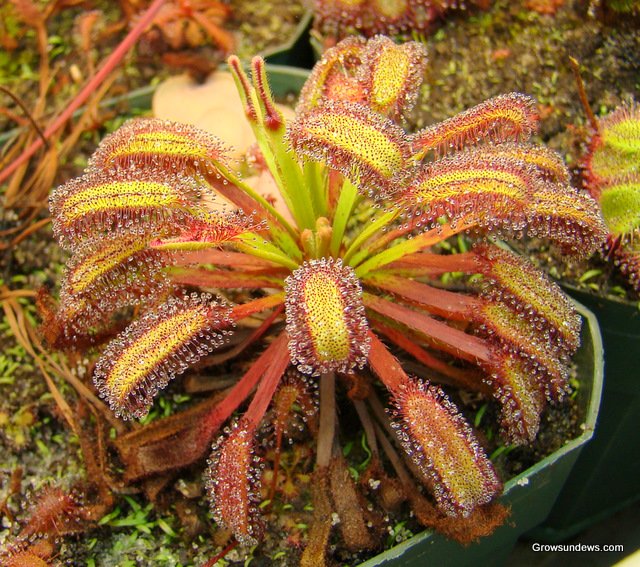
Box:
(288, 100), (410, 198)
(296, 36), (367, 114)
(391, 379), (502, 516)
(93, 293), (233, 419)
(285, 258), (370, 376)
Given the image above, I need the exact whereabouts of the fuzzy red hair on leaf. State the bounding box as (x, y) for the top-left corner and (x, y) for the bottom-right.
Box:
(148, 210), (260, 250)
(410, 92), (539, 157)
(205, 331), (290, 545)
(93, 293), (233, 420)
(390, 379), (503, 516)
(88, 118), (232, 177)
(288, 99), (411, 199)
(367, 335), (502, 516)
(477, 143), (570, 184)
(49, 167), (209, 251)
(285, 258), (370, 376)
(206, 419), (263, 545)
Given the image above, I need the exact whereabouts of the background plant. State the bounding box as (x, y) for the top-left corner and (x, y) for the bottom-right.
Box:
(583, 101), (640, 293)
(41, 35), (606, 564)
(310, 0), (492, 46)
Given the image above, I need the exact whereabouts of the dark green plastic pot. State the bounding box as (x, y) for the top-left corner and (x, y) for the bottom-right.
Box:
(528, 286), (640, 542)
(262, 11), (314, 68)
(360, 300), (603, 566)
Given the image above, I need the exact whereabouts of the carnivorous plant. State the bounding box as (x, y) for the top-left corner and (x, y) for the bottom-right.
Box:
(46, 36), (606, 560)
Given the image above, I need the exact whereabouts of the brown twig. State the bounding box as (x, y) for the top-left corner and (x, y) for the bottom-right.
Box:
(0, 0), (166, 185)
(569, 56), (599, 133)
(0, 85), (49, 150)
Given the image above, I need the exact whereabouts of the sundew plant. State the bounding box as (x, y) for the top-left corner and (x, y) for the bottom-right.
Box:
(583, 101), (640, 293)
(47, 36), (606, 559)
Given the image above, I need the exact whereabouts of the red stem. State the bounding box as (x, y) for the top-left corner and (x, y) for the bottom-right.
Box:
(202, 541), (239, 567)
(169, 267), (284, 289)
(0, 0), (166, 185)
(243, 333), (291, 429)
(385, 251), (479, 273)
(569, 56), (599, 133)
(364, 273), (481, 320)
(364, 293), (492, 364)
(230, 293), (285, 322)
(367, 332), (411, 392)
(173, 249), (279, 268)
(199, 333), (289, 440)
(371, 319), (490, 394)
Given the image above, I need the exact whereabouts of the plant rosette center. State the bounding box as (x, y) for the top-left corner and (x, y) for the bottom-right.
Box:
(47, 35), (606, 557)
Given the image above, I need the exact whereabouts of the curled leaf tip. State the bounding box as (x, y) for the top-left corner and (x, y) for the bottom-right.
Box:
(149, 210), (260, 250)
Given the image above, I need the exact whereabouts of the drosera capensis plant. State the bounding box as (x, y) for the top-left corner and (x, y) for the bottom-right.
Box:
(311, 0), (491, 45)
(45, 35), (606, 562)
(582, 100), (640, 293)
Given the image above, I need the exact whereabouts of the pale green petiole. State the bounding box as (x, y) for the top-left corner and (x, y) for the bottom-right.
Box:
(234, 232), (300, 271)
(329, 178), (361, 257)
(343, 209), (400, 266)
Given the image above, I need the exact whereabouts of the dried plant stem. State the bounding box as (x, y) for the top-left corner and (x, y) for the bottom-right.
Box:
(316, 372), (336, 468)
(368, 392), (429, 487)
(371, 319), (489, 393)
(0, 86), (49, 150)
(0, 0), (166, 185)
(0, 287), (122, 431)
(353, 399), (379, 458)
(372, 421), (412, 485)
